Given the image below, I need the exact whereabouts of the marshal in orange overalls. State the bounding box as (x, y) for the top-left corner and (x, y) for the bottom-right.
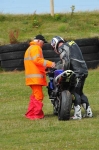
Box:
(24, 41), (54, 120)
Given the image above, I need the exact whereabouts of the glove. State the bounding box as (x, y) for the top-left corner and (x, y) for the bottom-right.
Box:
(51, 62), (56, 68)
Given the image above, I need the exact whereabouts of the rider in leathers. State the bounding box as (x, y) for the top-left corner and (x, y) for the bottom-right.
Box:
(51, 36), (93, 119)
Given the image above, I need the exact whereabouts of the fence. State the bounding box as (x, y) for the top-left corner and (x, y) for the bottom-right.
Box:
(0, 37), (99, 71)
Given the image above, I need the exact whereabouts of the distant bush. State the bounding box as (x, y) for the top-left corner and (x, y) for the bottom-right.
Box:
(54, 14), (61, 21)
(32, 19), (40, 28)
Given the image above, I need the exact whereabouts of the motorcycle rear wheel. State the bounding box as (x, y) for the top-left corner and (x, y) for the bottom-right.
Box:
(58, 90), (72, 121)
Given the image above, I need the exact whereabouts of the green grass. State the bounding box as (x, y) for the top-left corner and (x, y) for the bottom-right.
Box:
(0, 68), (99, 150)
(0, 11), (99, 45)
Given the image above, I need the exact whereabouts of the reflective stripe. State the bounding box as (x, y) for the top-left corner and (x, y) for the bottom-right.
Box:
(24, 46), (41, 60)
(24, 57), (31, 60)
(26, 74), (44, 78)
(43, 60), (47, 66)
(71, 58), (85, 63)
(24, 54), (40, 61)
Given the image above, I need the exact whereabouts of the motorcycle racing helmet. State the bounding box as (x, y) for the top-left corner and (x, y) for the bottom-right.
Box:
(51, 36), (65, 53)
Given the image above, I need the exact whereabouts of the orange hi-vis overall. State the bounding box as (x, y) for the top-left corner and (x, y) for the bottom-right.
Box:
(24, 41), (54, 119)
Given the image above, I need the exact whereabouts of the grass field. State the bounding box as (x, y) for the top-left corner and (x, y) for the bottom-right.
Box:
(0, 11), (99, 45)
(0, 10), (99, 150)
(0, 68), (99, 150)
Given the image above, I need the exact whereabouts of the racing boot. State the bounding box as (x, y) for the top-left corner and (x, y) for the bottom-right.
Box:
(71, 105), (82, 120)
(82, 103), (93, 118)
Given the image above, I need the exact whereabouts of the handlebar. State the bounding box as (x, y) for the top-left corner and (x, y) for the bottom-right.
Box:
(45, 67), (57, 72)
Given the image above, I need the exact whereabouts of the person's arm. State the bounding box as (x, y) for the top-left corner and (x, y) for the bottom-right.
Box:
(59, 48), (70, 70)
(31, 46), (55, 69)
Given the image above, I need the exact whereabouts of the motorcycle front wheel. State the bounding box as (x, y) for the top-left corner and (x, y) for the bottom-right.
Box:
(58, 90), (72, 121)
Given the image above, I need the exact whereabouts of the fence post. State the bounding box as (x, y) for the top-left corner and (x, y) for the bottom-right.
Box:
(50, 0), (54, 16)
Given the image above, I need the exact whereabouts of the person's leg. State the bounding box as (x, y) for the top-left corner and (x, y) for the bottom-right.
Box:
(80, 77), (93, 118)
(71, 92), (82, 119)
(81, 94), (93, 117)
(25, 85), (44, 120)
(71, 77), (83, 120)
(31, 85), (44, 101)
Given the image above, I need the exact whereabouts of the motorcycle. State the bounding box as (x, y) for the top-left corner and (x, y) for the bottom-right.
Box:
(47, 68), (76, 121)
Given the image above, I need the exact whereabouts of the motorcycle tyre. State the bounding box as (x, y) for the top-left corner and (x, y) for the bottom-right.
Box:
(58, 90), (72, 121)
